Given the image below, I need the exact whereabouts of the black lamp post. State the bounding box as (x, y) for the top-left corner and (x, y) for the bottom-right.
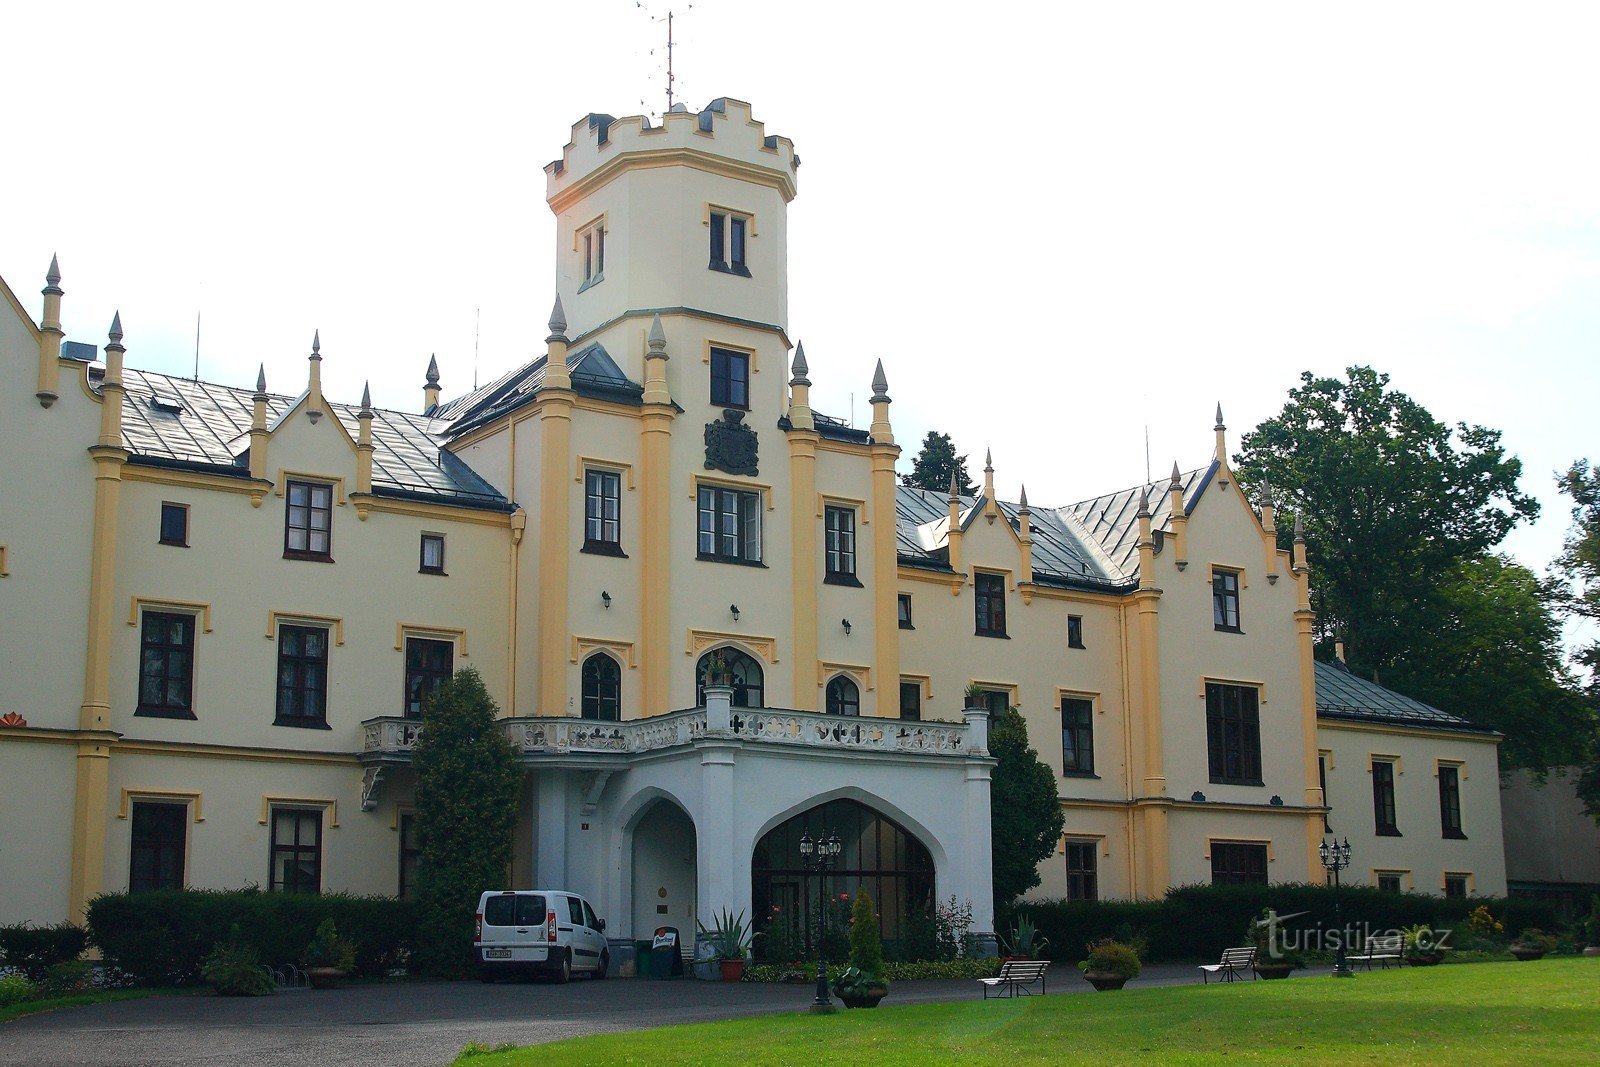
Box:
(1319, 835), (1354, 978)
(799, 828), (842, 1013)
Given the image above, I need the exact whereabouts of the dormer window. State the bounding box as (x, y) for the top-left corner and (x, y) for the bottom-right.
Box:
(708, 208), (751, 277)
(578, 217), (606, 292)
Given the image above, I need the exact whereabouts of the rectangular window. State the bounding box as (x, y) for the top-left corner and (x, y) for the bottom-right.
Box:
(578, 218), (605, 289)
(980, 689), (1010, 718)
(1210, 842), (1269, 886)
(1061, 697), (1095, 775)
(159, 502), (189, 547)
(1444, 874), (1469, 899)
(897, 593), (913, 629)
(824, 505), (858, 582)
(1067, 614), (1084, 649)
(583, 469), (624, 555)
(709, 347), (750, 408)
(1377, 872), (1404, 894)
(1065, 841), (1098, 901)
(974, 572), (1007, 637)
(1319, 754), (1332, 832)
(899, 681), (922, 721)
(275, 624), (330, 727)
(1205, 682), (1262, 784)
(696, 485), (762, 564)
(284, 480), (333, 560)
(269, 808), (322, 894)
(137, 611), (196, 718)
(708, 210), (752, 276)
(1373, 759), (1400, 836)
(419, 534), (446, 574)
(404, 637), (454, 718)
(1212, 569), (1241, 631)
(129, 801), (187, 893)
(1439, 764), (1465, 839)
(398, 813), (422, 900)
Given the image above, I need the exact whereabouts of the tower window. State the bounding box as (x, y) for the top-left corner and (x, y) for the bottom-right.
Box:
(583, 469), (624, 555)
(708, 209), (751, 277)
(160, 502), (189, 547)
(824, 506), (859, 584)
(710, 347), (750, 408)
(578, 218), (606, 291)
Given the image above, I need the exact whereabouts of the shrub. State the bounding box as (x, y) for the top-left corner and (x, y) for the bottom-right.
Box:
(303, 919), (357, 972)
(1246, 908), (1305, 968)
(0, 974), (35, 1008)
(41, 960), (94, 996)
(1080, 938), (1141, 980)
(0, 923), (89, 983)
(846, 889), (884, 978)
(87, 888), (419, 985)
(1586, 895), (1600, 947)
(201, 929), (275, 997)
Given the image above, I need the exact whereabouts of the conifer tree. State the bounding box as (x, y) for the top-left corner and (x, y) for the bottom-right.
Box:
(901, 431), (976, 495)
(988, 707), (1065, 907)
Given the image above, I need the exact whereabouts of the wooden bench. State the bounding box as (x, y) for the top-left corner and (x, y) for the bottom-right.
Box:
(1348, 934), (1404, 970)
(978, 959), (1050, 998)
(1199, 946), (1257, 983)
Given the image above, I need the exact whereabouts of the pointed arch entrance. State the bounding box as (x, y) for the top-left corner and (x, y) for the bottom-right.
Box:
(752, 798), (935, 959)
(630, 800), (697, 943)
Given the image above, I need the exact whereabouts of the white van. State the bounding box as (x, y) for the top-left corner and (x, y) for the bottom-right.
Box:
(475, 889), (610, 982)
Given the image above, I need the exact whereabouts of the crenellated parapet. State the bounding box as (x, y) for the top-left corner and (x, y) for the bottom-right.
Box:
(545, 97), (799, 211)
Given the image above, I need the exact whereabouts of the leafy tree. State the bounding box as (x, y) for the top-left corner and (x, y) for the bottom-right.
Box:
(1553, 460), (1600, 817)
(988, 707), (1065, 908)
(411, 667), (522, 977)
(1382, 555), (1592, 772)
(1235, 366), (1538, 673)
(901, 431), (976, 495)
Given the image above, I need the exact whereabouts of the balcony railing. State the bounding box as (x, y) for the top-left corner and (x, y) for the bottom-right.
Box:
(361, 706), (974, 760)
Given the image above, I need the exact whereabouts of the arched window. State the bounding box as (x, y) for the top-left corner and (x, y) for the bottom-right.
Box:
(752, 798), (935, 960)
(695, 648), (764, 708)
(825, 675), (860, 716)
(581, 653), (621, 720)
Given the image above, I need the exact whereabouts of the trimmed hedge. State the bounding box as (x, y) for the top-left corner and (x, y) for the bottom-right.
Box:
(1004, 883), (1562, 963)
(0, 923), (89, 983)
(86, 889), (419, 986)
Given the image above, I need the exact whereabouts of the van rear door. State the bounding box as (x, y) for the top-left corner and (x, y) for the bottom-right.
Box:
(480, 892), (550, 964)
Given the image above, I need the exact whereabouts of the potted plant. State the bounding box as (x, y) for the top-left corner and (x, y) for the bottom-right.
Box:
(704, 651), (732, 687)
(1584, 896), (1600, 957)
(832, 889), (889, 1008)
(1078, 937), (1140, 991)
(697, 908), (754, 981)
(1246, 908), (1303, 979)
(1509, 928), (1554, 962)
(1401, 923), (1445, 966)
(963, 682), (986, 713)
(303, 919), (357, 990)
(999, 914), (1049, 961)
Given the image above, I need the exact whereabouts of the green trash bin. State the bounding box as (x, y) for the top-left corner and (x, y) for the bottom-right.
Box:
(634, 940), (653, 978)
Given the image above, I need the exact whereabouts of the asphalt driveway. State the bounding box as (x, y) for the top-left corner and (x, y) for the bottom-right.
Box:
(1, 963), (1218, 1067)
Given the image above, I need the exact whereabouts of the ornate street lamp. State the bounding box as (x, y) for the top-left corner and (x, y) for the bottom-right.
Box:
(1319, 835), (1354, 978)
(799, 828), (843, 1013)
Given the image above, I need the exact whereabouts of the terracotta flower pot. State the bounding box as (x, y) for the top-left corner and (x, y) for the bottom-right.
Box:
(307, 967), (344, 990)
(1083, 971), (1129, 991)
(718, 958), (746, 982)
(1407, 952), (1443, 966)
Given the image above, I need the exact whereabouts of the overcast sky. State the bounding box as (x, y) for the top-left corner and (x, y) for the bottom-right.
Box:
(4, 2), (1596, 592)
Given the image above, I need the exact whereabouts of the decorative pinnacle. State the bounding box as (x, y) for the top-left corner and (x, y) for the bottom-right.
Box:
(425, 353), (440, 385)
(647, 313), (667, 349)
(1293, 511), (1305, 541)
(547, 294), (567, 340)
(1018, 484), (1030, 511)
(984, 448), (994, 473)
(1214, 402), (1225, 430)
(311, 330), (321, 356)
(360, 381), (373, 412)
(1260, 479), (1275, 508)
(1137, 485), (1151, 518)
(46, 254), (61, 287)
(255, 363), (267, 394)
(790, 340), (809, 383)
(947, 468), (960, 502)
(1170, 461), (1182, 489)
(108, 311), (123, 344)
(870, 358), (889, 400)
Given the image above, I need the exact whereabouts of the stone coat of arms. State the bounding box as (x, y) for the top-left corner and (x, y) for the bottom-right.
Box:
(704, 409), (759, 476)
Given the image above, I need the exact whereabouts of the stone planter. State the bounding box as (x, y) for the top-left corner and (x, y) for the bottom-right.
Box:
(1582, 946), (1600, 958)
(1253, 963), (1295, 980)
(718, 958), (746, 982)
(1509, 945), (1546, 962)
(839, 985), (888, 1008)
(306, 967), (345, 990)
(1407, 952), (1444, 966)
(1082, 971), (1130, 991)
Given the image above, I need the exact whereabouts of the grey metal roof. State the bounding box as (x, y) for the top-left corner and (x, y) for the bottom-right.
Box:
(440, 342), (644, 436)
(1314, 660), (1490, 733)
(896, 486), (1131, 591)
(1060, 462), (1217, 577)
(114, 367), (509, 509)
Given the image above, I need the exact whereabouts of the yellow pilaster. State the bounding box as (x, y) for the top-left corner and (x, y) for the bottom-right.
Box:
(1167, 463), (1187, 566)
(1017, 485), (1034, 584)
(249, 365), (270, 483)
(639, 316), (675, 716)
(1293, 515), (1324, 878)
(355, 382), (375, 496)
(536, 299), (573, 716)
(1259, 482), (1278, 578)
(37, 255), (63, 407)
(868, 361), (900, 716)
(1132, 487), (1169, 897)
(70, 314), (129, 922)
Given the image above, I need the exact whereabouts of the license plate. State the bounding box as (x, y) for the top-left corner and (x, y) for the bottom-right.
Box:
(484, 948), (512, 959)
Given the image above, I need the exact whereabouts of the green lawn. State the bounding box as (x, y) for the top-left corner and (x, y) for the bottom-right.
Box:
(0, 987), (165, 1025)
(454, 958), (1600, 1066)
